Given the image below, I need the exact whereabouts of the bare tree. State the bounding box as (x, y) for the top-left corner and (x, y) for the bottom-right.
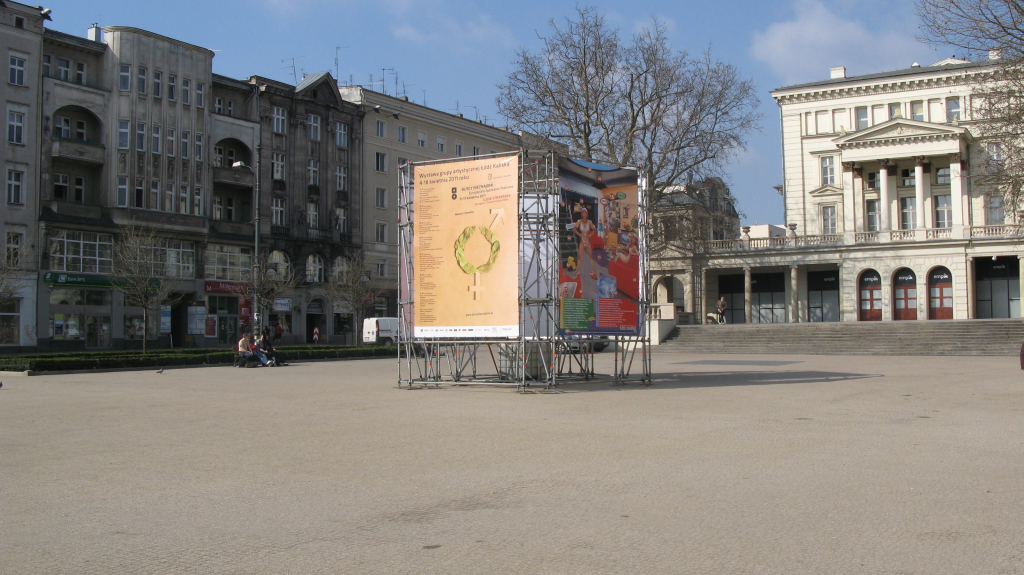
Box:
(319, 253), (386, 345)
(0, 242), (19, 307)
(917, 0), (1024, 224)
(110, 225), (188, 353)
(497, 6), (761, 213)
(250, 251), (301, 334)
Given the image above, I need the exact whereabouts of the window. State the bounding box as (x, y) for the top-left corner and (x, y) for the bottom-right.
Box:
(988, 143), (1003, 171)
(195, 134), (203, 160)
(398, 157), (408, 167)
(134, 180), (144, 208)
(335, 122), (348, 147)
(205, 244), (252, 282)
(376, 120), (386, 138)
(375, 187), (386, 208)
(455, 142), (463, 156)
(227, 101), (233, 116)
(935, 167), (950, 185)
(215, 97), (223, 114)
(987, 195), (1005, 225)
(214, 146), (224, 167)
(149, 180), (158, 210)
(42, 54), (50, 77)
(179, 185), (188, 214)
(308, 114), (321, 141)
(166, 128), (175, 156)
(375, 221), (387, 243)
(307, 159), (319, 185)
(167, 75), (176, 101)
(182, 79), (190, 105)
(136, 122), (146, 151)
(866, 172), (878, 189)
(75, 62), (86, 85)
(153, 71), (161, 98)
(901, 168), (915, 187)
(947, 97), (961, 122)
(397, 125), (406, 143)
(7, 169), (23, 204)
(5, 231), (22, 269)
(334, 207), (347, 232)
(58, 58), (70, 81)
(48, 230), (114, 274)
(375, 152), (387, 172)
(13, 16), (23, 28)
(866, 199), (880, 232)
(306, 254), (324, 283)
(820, 156), (834, 186)
(855, 107), (868, 130)
(160, 240), (196, 279)
(889, 103), (902, 119)
(437, 136), (446, 152)
(272, 153), (285, 180)
(181, 131), (189, 158)
(934, 195), (952, 228)
(417, 130), (426, 147)
(900, 197), (917, 229)
(117, 177), (128, 207)
(116, 121), (129, 149)
(273, 107), (286, 133)
(137, 67), (146, 94)
(54, 116), (71, 139)
(54, 173), (69, 200)
(821, 205), (837, 234)
(473, 146), (481, 156)
(196, 82), (204, 108)
(9, 53), (25, 86)
(152, 126), (161, 154)
(75, 120), (86, 141)
(165, 183), (174, 212)
(272, 198), (286, 225)
(74, 176), (85, 203)
(306, 201), (319, 227)
(119, 64), (130, 91)
(193, 186), (203, 216)
(212, 196), (223, 220)
(335, 166), (347, 191)
(7, 109), (24, 144)
(376, 261), (386, 278)
(268, 251), (289, 277)
(911, 101), (924, 121)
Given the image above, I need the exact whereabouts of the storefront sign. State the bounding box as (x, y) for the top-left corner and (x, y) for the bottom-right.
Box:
(412, 155), (520, 338)
(43, 272), (111, 287)
(272, 297), (292, 312)
(160, 305), (171, 334)
(187, 305), (206, 335)
(205, 314), (218, 338)
(205, 281), (251, 294)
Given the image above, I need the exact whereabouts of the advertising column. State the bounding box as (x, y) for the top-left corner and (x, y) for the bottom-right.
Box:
(412, 156), (519, 338)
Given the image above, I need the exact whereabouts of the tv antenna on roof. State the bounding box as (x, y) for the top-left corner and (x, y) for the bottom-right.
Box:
(464, 105), (480, 121)
(282, 56), (304, 84)
(381, 68), (395, 96)
(334, 46), (349, 82)
(400, 81), (414, 99)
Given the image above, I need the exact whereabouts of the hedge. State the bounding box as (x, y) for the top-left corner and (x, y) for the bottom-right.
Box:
(0, 345), (398, 372)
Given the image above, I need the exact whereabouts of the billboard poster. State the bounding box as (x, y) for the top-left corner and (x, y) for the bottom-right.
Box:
(413, 155), (519, 338)
(557, 158), (640, 335)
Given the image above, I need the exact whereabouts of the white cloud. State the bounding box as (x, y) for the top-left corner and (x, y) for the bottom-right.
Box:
(392, 13), (514, 50)
(750, 0), (933, 86)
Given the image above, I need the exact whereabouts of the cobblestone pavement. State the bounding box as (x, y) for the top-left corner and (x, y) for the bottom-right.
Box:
(2, 352), (1024, 574)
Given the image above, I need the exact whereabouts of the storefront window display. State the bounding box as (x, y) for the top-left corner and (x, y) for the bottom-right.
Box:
(0, 300), (20, 344)
(49, 288), (114, 347)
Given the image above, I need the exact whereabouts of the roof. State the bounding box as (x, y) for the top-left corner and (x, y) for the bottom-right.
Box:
(43, 29), (107, 53)
(295, 71), (332, 93)
(212, 73), (252, 91)
(772, 60), (996, 94)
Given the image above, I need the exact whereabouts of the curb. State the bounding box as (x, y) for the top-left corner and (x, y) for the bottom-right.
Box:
(1, 353), (400, 377)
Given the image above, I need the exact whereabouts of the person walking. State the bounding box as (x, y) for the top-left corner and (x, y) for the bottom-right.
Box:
(716, 296), (727, 324)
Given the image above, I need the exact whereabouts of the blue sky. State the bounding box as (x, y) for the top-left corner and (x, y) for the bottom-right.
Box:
(47, 0), (955, 225)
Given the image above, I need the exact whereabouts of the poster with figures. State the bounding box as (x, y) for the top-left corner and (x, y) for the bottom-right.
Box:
(413, 156), (520, 338)
(557, 158), (640, 335)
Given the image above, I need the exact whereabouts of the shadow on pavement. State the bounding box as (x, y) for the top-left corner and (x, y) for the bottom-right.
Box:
(557, 370), (881, 391)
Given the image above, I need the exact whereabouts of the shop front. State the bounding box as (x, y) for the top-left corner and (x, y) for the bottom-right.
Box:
(268, 297), (294, 344)
(204, 280), (252, 346)
(43, 272), (114, 349)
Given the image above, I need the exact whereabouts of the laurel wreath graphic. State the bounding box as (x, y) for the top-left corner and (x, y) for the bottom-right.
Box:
(453, 226), (501, 274)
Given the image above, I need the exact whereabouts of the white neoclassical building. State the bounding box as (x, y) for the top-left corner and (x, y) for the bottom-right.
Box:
(652, 56), (1023, 324)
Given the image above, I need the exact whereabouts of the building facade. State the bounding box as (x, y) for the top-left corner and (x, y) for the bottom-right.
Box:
(654, 57), (1022, 325)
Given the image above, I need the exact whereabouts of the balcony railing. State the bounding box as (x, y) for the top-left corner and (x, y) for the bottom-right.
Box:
(889, 230), (915, 241)
(306, 228), (332, 241)
(971, 224), (1019, 238)
(926, 227), (952, 239)
(705, 226), (1020, 253)
(855, 232), (879, 243)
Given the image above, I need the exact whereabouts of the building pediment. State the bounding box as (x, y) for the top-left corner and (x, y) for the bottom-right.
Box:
(809, 185), (843, 196)
(833, 119), (972, 150)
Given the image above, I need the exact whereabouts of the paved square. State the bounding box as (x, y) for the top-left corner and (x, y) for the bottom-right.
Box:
(2, 351), (1023, 574)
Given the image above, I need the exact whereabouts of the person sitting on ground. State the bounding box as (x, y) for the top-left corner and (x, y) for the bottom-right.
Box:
(257, 333), (286, 366)
(249, 335), (271, 367)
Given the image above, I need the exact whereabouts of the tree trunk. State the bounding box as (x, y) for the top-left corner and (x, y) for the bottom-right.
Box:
(142, 307), (148, 354)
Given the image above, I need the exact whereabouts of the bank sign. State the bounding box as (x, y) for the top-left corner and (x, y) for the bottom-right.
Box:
(43, 272), (112, 287)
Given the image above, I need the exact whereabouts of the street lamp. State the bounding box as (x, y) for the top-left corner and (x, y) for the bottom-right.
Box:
(235, 82), (267, 333)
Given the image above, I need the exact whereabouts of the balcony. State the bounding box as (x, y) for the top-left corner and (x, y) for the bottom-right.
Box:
(705, 226), (1020, 253)
(51, 137), (105, 164)
(212, 166), (255, 187)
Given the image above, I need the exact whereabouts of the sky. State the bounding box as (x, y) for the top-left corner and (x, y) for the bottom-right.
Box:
(45, 0), (957, 225)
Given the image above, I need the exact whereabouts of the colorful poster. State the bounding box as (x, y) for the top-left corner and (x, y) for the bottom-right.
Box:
(413, 156), (519, 338)
(557, 158), (641, 335)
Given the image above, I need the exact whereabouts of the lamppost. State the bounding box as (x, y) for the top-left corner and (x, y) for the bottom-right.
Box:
(235, 82), (266, 333)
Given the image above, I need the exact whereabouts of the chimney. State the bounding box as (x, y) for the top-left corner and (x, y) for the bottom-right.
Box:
(87, 24), (102, 42)
(830, 66), (846, 79)
(989, 48), (1002, 60)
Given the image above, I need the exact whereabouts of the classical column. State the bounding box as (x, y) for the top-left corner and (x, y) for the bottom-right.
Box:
(685, 268), (695, 315)
(744, 267), (752, 324)
(967, 256), (975, 319)
(842, 162), (856, 235)
(949, 152), (964, 227)
(790, 265), (799, 323)
(700, 267), (707, 321)
(1019, 256), (1024, 318)
(914, 156), (926, 229)
(878, 159), (891, 231)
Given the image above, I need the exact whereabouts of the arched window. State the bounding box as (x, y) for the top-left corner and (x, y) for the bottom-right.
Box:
(333, 255), (350, 283)
(306, 254), (324, 283)
(268, 250), (290, 278)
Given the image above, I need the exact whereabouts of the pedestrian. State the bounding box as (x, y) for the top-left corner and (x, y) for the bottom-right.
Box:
(716, 296), (727, 324)
(273, 322), (283, 345)
(258, 333), (286, 366)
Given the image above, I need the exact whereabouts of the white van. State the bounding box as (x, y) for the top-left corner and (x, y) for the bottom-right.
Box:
(362, 317), (400, 345)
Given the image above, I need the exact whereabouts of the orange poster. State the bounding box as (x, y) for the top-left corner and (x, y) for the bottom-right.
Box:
(413, 156), (519, 338)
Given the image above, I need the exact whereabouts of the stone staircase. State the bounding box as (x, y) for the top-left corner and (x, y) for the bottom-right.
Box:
(659, 319), (1024, 356)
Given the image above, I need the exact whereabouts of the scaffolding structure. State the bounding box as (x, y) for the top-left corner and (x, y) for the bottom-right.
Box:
(397, 151), (651, 390)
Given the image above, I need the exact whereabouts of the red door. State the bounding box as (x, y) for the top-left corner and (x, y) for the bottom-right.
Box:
(928, 267), (953, 320)
(859, 270), (882, 321)
(893, 269), (918, 321)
